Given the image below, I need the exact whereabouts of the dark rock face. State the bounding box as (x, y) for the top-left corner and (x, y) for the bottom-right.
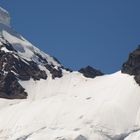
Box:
(122, 46), (140, 85)
(0, 51), (47, 81)
(79, 66), (103, 78)
(0, 72), (27, 99)
(0, 50), (48, 99)
(0, 38), (64, 99)
(45, 64), (63, 79)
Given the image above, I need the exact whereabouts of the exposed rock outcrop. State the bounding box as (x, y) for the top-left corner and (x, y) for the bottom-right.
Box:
(45, 64), (63, 79)
(0, 50), (47, 99)
(122, 45), (140, 85)
(0, 72), (27, 99)
(79, 66), (103, 78)
(0, 49), (47, 81)
(0, 38), (64, 99)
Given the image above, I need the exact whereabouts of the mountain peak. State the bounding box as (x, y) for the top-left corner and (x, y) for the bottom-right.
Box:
(79, 66), (103, 78)
(0, 7), (65, 99)
(0, 7), (10, 26)
(122, 45), (140, 85)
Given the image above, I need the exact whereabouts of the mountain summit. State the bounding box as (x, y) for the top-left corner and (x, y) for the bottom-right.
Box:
(0, 7), (140, 140)
(0, 7), (65, 99)
(122, 46), (140, 85)
(0, 7), (10, 26)
(0, 7), (103, 100)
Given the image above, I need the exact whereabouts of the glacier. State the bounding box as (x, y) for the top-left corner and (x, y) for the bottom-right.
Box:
(1, 71), (140, 140)
(0, 7), (139, 140)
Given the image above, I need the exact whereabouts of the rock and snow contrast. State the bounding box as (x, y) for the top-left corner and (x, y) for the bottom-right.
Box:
(0, 7), (140, 140)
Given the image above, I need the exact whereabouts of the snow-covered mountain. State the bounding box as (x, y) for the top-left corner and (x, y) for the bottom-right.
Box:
(0, 7), (140, 140)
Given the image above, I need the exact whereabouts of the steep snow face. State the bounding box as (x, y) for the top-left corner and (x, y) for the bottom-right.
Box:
(0, 7), (65, 99)
(0, 7), (10, 26)
(0, 11), (63, 99)
(1, 29), (61, 67)
(0, 72), (140, 140)
(0, 7), (60, 67)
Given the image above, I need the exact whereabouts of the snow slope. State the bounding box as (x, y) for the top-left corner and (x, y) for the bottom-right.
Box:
(1, 30), (61, 67)
(0, 7), (140, 140)
(0, 9), (60, 68)
(0, 72), (140, 140)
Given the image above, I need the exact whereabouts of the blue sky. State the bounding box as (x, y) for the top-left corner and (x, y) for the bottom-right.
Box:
(1, 0), (140, 73)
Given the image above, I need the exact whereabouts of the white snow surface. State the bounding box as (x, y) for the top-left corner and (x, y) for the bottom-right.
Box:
(0, 6), (140, 140)
(0, 71), (140, 140)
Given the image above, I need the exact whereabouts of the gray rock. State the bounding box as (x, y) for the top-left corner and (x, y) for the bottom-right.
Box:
(79, 66), (103, 78)
(122, 45), (140, 85)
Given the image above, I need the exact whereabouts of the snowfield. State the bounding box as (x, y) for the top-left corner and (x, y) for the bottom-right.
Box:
(0, 72), (140, 140)
(0, 6), (140, 140)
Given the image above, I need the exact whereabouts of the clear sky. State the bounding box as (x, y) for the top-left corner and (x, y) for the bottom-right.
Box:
(1, 0), (140, 73)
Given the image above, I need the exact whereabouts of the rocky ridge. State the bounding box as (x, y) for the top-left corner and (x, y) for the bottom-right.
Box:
(79, 66), (104, 78)
(0, 7), (103, 99)
(122, 45), (140, 85)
